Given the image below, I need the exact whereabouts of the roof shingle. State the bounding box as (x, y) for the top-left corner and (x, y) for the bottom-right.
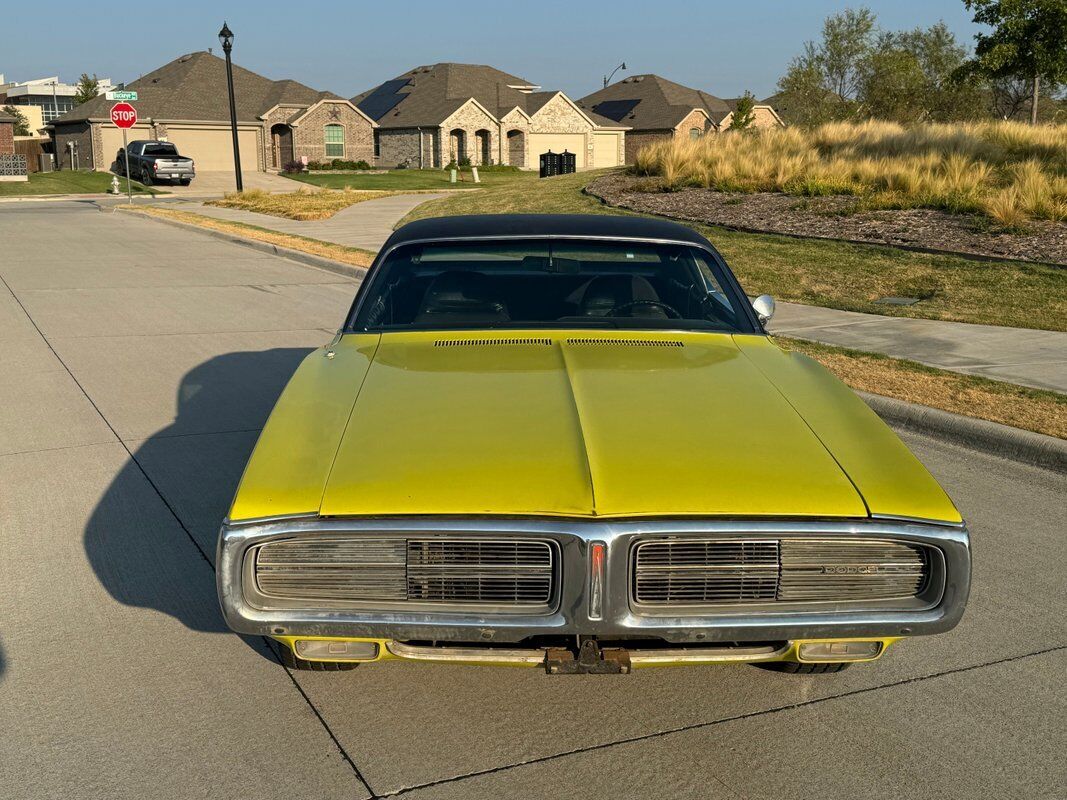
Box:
(579, 74), (732, 130)
(51, 51), (332, 126)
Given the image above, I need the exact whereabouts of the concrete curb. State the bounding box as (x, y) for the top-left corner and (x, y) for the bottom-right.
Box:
(860, 391), (1066, 473)
(114, 207), (368, 282)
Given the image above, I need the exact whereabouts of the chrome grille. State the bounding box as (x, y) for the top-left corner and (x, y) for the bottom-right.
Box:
(253, 537), (554, 608)
(779, 540), (927, 601)
(634, 540), (779, 604)
(632, 538), (929, 607)
(407, 540), (553, 604)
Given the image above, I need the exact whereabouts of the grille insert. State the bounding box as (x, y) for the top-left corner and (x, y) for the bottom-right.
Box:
(633, 538), (929, 607)
(254, 537), (555, 608)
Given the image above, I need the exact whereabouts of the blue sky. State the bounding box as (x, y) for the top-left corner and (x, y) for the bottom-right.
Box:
(5, 1), (982, 100)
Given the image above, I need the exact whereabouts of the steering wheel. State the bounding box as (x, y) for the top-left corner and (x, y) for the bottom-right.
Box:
(607, 299), (682, 319)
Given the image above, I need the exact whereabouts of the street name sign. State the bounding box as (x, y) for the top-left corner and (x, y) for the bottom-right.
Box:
(105, 90), (138, 101)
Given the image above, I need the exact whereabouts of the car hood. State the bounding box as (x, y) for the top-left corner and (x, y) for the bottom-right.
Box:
(315, 331), (869, 518)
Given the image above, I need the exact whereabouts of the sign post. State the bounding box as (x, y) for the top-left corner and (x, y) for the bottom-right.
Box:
(110, 102), (137, 204)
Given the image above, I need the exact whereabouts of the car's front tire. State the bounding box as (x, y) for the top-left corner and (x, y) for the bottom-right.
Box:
(758, 660), (853, 674)
(276, 642), (360, 672)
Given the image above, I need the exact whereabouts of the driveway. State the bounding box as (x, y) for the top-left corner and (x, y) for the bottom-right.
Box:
(0, 201), (1063, 799)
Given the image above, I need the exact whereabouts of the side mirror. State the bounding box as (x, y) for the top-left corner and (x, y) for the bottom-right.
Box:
(752, 294), (776, 325)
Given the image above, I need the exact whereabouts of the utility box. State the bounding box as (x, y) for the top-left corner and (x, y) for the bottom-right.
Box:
(38, 153), (55, 172)
(539, 150), (559, 178)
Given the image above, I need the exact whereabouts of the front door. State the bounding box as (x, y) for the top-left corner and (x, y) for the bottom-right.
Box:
(271, 124), (293, 169)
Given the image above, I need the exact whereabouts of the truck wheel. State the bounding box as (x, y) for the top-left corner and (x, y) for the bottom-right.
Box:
(277, 642), (360, 672)
(140, 168), (153, 186)
(758, 661), (852, 674)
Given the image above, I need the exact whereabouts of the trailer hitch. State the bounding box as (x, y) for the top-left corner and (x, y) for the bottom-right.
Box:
(544, 639), (631, 674)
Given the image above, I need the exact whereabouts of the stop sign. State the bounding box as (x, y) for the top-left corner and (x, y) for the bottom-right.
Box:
(110, 102), (137, 129)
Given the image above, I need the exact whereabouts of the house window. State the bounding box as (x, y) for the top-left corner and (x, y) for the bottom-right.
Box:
(373, 130), (380, 158)
(325, 124), (345, 158)
(689, 128), (702, 140)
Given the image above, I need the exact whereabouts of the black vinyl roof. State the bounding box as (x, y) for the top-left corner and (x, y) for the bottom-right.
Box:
(385, 214), (712, 249)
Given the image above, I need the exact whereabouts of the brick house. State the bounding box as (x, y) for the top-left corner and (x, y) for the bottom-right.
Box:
(49, 52), (375, 172)
(579, 74), (784, 164)
(353, 63), (627, 170)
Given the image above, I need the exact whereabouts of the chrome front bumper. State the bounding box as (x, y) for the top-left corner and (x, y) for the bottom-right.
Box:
(217, 516), (970, 644)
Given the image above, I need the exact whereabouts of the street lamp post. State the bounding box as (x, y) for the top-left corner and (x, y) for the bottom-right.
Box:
(603, 62), (627, 89)
(218, 22), (243, 192)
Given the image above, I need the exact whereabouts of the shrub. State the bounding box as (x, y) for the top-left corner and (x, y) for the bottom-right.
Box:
(630, 120), (1067, 225)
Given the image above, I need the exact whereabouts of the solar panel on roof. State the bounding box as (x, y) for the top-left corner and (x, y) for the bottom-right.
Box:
(592, 99), (640, 122)
(357, 78), (412, 120)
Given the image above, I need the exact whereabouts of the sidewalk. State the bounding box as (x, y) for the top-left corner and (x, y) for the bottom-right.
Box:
(770, 303), (1067, 393)
(145, 193), (1067, 394)
(171, 192), (446, 251)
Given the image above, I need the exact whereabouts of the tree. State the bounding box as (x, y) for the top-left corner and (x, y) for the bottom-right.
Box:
(73, 73), (101, 105)
(819, 7), (878, 102)
(728, 91), (757, 130)
(955, 0), (1067, 124)
(775, 7), (877, 125)
(859, 22), (984, 121)
(2, 105), (31, 136)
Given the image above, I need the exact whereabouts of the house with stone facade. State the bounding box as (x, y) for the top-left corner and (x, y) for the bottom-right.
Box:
(49, 51), (375, 172)
(579, 74), (783, 164)
(353, 63), (627, 170)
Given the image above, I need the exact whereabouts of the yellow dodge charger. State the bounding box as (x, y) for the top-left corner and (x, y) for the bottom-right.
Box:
(217, 214), (971, 674)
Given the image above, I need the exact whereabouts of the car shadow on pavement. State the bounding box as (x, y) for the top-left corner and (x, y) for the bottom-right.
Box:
(83, 347), (314, 658)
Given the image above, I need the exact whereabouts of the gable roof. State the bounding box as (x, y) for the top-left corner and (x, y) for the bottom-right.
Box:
(354, 63), (544, 128)
(51, 51), (334, 126)
(353, 63), (625, 129)
(579, 74), (732, 130)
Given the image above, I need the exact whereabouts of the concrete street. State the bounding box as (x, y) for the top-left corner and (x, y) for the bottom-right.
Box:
(1, 201), (1064, 799)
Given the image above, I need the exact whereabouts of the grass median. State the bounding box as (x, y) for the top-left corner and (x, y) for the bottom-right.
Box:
(206, 187), (400, 220)
(118, 205), (374, 269)
(401, 170), (1066, 332)
(287, 167), (537, 192)
(780, 337), (1066, 439)
(0, 170), (158, 196)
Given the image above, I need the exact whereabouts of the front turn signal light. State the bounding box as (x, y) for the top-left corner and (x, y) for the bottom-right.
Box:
(798, 640), (882, 662)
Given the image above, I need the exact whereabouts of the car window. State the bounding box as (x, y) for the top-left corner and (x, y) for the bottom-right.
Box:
(349, 238), (754, 333)
(143, 143), (179, 156)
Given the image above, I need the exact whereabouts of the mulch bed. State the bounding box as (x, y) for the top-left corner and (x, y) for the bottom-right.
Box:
(587, 173), (1067, 266)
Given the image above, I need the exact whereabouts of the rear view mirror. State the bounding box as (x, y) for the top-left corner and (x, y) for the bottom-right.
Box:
(752, 294), (776, 325)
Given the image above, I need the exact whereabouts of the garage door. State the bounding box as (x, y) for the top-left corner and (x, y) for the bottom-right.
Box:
(164, 126), (260, 171)
(592, 132), (622, 168)
(528, 133), (586, 168)
(99, 124), (153, 171)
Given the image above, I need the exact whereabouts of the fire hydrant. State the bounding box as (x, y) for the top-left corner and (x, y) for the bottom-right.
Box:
(110, 175), (121, 195)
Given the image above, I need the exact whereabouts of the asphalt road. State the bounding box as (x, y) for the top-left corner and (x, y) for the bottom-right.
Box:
(1, 201), (1064, 800)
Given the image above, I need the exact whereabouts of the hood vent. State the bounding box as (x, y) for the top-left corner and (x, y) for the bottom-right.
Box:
(566, 338), (684, 348)
(434, 338), (552, 347)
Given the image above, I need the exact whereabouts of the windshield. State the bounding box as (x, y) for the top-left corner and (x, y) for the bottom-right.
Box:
(143, 143), (179, 156)
(348, 239), (755, 333)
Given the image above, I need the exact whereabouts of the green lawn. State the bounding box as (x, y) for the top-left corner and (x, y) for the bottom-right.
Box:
(0, 170), (157, 196)
(400, 169), (1067, 332)
(286, 168), (538, 192)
